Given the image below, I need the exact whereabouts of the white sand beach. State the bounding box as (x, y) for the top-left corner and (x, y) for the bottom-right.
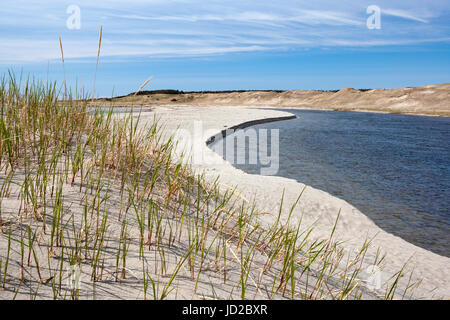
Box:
(135, 105), (450, 299)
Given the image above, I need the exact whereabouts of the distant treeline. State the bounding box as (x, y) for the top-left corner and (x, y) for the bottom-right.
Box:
(132, 89), (286, 96)
(315, 88), (372, 93)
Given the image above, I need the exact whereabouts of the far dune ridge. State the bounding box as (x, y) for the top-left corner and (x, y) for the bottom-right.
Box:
(100, 83), (450, 117)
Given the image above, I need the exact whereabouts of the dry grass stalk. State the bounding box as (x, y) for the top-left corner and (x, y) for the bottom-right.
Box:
(134, 77), (153, 96)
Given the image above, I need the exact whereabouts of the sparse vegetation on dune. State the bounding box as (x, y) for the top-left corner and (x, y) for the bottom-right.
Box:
(0, 72), (422, 300)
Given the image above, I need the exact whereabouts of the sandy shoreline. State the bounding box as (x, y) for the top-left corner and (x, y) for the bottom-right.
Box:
(135, 105), (450, 299)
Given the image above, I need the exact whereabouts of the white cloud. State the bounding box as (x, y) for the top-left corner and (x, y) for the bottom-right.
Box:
(383, 9), (429, 23)
(107, 10), (362, 26)
(327, 37), (450, 46)
(291, 10), (363, 26)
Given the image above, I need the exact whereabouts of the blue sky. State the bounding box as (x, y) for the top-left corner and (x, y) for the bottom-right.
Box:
(0, 0), (449, 97)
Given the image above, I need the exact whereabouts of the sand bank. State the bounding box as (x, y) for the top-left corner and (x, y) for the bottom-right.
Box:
(137, 105), (450, 299)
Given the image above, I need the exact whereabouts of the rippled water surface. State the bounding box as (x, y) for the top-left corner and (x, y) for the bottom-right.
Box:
(212, 109), (450, 257)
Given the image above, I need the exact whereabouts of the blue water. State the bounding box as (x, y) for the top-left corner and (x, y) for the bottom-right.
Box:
(212, 109), (450, 257)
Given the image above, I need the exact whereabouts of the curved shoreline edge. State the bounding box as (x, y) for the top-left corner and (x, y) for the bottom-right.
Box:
(137, 105), (450, 299)
(205, 114), (297, 146)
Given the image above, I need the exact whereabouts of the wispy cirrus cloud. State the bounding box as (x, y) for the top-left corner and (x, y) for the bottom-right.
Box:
(108, 10), (363, 26)
(0, 0), (449, 63)
(382, 9), (430, 23)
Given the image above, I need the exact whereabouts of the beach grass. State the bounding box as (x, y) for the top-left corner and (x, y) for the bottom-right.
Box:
(0, 69), (422, 300)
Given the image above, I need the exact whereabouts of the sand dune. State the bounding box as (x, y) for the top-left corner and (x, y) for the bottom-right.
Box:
(100, 83), (450, 117)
